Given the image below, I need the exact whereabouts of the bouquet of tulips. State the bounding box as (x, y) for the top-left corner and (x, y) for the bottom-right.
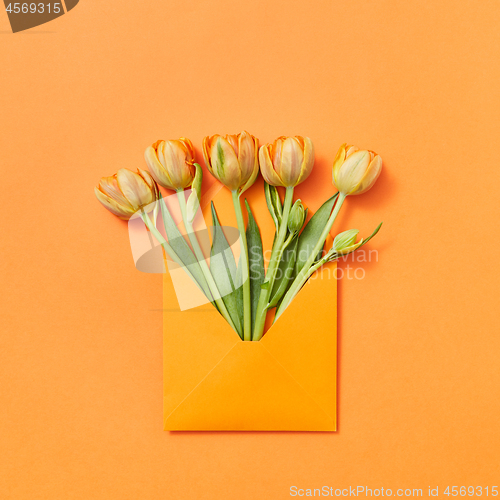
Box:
(95, 132), (382, 341)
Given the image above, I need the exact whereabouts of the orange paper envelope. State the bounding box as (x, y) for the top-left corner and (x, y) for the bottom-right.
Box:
(163, 182), (337, 431)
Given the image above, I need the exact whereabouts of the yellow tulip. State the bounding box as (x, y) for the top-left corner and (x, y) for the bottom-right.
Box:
(94, 168), (159, 220)
(259, 136), (314, 188)
(145, 138), (196, 191)
(332, 144), (382, 196)
(252, 136), (314, 340)
(202, 131), (259, 193)
(203, 130), (259, 340)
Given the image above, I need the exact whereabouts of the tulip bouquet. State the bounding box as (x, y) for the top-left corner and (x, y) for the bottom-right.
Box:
(95, 133), (382, 342)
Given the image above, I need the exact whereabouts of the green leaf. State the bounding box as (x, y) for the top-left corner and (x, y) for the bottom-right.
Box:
(272, 185), (283, 222)
(210, 202), (243, 337)
(268, 236), (298, 308)
(159, 194), (210, 297)
(295, 193), (339, 274)
(361, 222), (383, 246)
(264, 182), (282, 230)
(245, 199), (265, 332)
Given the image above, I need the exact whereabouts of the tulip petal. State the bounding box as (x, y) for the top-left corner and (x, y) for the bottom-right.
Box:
(225, 134), (239, 156)
(272, 137), (284, 178)
(332, 144), (347, 181)
(353, 155), (383, 195)
(237, 131), (257, 185)
(139, 168), (160, 201)
(145, 145), (176, 190)
(211, 137), (241, 191)
(259, 145), (283, 186)
(295, 136), (314, 186)
(179, 137), (196, 162)
(139, 168), (155, 189)
(345, 145), (358, 157)
(116, 168), (155, 208)
(98, 175), (133, 209)
(158, 140), (193, 190)
(202, 136), (214, 173)
(239, 133), (260, 195)
(94, 187), (135, 220)
(334, 150), (371, 195)
(278, 137), (304, 187)
(239, 163), (259, 195)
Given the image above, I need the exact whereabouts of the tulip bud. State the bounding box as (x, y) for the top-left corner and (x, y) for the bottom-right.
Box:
(95, 168), (159, 220)
(259, 136), (314, 188)
(332, 144), (382, 196)
(202, 131), (259, 194)
(287, 199), (306, 234)
(145, 138), (197, 191)
(332, 229), (362, 253)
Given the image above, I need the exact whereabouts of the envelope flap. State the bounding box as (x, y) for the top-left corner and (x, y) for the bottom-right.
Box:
(163, 273), (240, 419)
(261, 265), (337, 421)
(164, 342), (335, 431)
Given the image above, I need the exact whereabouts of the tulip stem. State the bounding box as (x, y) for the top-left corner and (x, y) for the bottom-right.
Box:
(175, 190), (238, 333)
(252, 186), (295, 341)
(140, 211), (202, 292)
(274, 254), (327, 324)
(274, 192), (347, 322)
(231, 190), (252, 341)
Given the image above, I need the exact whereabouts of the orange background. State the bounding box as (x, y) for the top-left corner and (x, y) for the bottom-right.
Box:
(1, 1), (499, 498)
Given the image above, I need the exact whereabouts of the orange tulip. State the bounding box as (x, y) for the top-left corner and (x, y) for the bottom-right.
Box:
(94, 168), (159, 220)
(259, 136), (314, 188)
(332, 144), (382, 196)
(145, 138), (196, 191)
(202, 131), (259, 193)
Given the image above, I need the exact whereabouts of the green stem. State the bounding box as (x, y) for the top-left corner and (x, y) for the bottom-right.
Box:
(175, 190), (237, 333)
(252, 186), (295, 341)
(231, 190), (252, 341)
(274, 256), (326, 323)
(140, 211), (200, 289)
(274, 192), (347, 321)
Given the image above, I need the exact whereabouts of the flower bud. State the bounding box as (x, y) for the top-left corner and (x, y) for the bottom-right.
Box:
(145, 138), (196, 191)
(332, 144), (382, 196)
(95, 168), (159, 220)
(202, 131), (259, 194)
(287, 199), (305, 234)
(259, 136), (314, 187)
(332, 229), (363, 255)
